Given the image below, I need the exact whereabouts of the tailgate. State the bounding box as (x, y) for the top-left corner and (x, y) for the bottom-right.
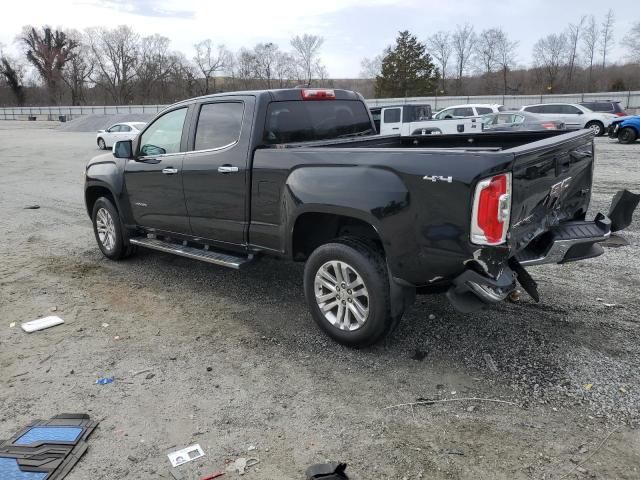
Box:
(507, 130), (595, 251)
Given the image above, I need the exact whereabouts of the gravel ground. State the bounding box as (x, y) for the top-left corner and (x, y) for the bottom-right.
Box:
(1, 122), (639, 480)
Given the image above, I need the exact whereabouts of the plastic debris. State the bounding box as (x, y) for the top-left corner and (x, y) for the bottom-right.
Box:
(9, 322), (16, 328)
(24, 205), (41, 209)
(101, 323), (110, 328)
(226, 457), (259, 475)
(428, 314), (436, 320)
(167, 444), (205, 467)
(21, 316), (64, 333)
(95, 377), (114, 385)
(201, 472), (225, 480)
(584, 383), (593, 390)
(483, 353), (499, 373)
(305, 462), (349, 480)
(247, 445), (256, 451)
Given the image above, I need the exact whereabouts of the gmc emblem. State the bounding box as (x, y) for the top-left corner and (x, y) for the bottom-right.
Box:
(545, 177), (572, 207)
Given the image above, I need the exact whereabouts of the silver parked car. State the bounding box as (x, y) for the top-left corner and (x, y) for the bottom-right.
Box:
(481, 111), (566, 132)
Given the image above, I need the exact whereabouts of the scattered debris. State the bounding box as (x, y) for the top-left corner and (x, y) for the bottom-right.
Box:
(11, 372), (29, 378)
(578, 445), (589, 454)
(225, 457), (259, 475)
(603, 303), (617, 308)
(113, 336), (120, 340)
(21, 316), (64, 333)
(9, 322), (16, 328)
(483, 353), (499, 373)
(466, 406), (476, 412)
(428, 314), (436, 320)
(145, 373), (155, 380)
(557, 428), (619, 480)
(508, 289), (522, 302)
(201, 472), (225, 480)
(384, 397), (519, 410)
(167, 444), (205, 467)
(247, 445), (256, 451)
(619, 387), (627, 394)
(584, 384), (593, 390)
(95, 377), (114, 385)
(39, 354), (53, 364)
(206, 367), (213, 372)
(305, 462), (349, 480)
(101, 323), (110, 328)
(411, 349), (427, 361)
(50, 306), (57, 312)
(443, 448), (464, 456)
(24, 205), (40, 209)
(132, 369), (153, 377)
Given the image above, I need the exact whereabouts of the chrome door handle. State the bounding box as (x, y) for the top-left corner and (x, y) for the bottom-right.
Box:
(162, 167), (178, 175)
(218, 165), (239, 173)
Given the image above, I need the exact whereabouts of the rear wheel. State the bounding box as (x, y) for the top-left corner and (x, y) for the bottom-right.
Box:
(97, 137), (106, 150)
(585, 121), (604, 136)
(618, 127), (637, 144)
(304, 238), (396, 347)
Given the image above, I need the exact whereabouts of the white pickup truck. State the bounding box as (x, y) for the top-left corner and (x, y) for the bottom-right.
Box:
(377, 104), (483, 136)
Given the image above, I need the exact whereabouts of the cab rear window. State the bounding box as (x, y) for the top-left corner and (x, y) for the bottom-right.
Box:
(264, 100), (373, 144)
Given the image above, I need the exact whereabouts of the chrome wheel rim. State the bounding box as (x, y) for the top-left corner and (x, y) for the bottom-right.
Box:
(96, 207), (116, 251)
(589, 124), (601, 134)
(98, 139), (105, 149)
(314, 260), (369, 331)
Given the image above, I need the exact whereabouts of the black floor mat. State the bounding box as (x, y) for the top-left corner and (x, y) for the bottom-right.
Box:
(0, 414), (98, 480)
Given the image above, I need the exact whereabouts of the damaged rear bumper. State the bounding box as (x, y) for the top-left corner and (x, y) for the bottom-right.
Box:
(446, 267), (517, 314)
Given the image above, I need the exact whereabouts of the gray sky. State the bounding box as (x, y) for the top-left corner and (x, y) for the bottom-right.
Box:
(0, 0), (635, 77)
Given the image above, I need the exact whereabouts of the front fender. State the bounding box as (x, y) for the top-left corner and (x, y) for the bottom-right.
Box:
(84, 154), (130, 220)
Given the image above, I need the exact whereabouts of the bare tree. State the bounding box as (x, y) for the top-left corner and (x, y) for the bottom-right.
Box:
(494, 30), (518, 94)
(193, 39), (232, 94)
(290, 34), (324, 85)
(254, 42), (279, 88)
(474, 28), (501, 90)
(86, 25), (140, 104)
(451, 24), (475, 94)
(20, 25), (77, 104)
(582, 15), (599, 89)
(169, 52), (198, 98)
(426, 31), (452, 92)
(62, 29), (93, 106)
(622, 21), (640, 64)
(600, 9), (615, 70)
(359, 54), (383, 79)
(274, 51), (297, 87)
(566, 16), (586, 88)
(0, 46), (26, 105)
(533, 33), (567, 92)
(235, 47), (257, 88)
(136, 34), (176, 102)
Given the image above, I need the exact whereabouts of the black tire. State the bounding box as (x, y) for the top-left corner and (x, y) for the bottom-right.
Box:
(618, 127), (637, 144)
(97, 137), (106, 150)
(303, 238), (395, 347)
(91, 197), (134, 260)
(585, 121), (604, 136)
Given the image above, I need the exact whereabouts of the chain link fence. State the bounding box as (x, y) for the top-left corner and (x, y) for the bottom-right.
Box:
(1, 91), (639, 121)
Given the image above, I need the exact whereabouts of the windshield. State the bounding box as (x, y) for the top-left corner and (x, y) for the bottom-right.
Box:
(263, 100), (373, 144)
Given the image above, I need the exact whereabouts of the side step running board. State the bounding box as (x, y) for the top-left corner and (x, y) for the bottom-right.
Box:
(129, 237), (254, 270)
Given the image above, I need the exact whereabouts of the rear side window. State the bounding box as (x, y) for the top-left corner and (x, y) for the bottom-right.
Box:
(523, 105), (543, 113)
(582, 102), (613, 112)
(476, 107), (493, 115)
(120, 125), (132, 132)
(561, 105), (582, 114)
(139, 107), (188, 156)
(453, 107), (474, 117)
(541, 105), (562, 114)
(383, 108), (401, 123)
(194, 102), (244, 151)
(264, 100), (373, 144)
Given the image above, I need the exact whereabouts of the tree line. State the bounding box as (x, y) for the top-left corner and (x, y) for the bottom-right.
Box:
(0, 26), (327, 106)
(366, 11), (640, 98)
(1, 13), (640, 107)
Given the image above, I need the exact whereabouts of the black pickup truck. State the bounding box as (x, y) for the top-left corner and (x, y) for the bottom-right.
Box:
(84, 88), (638, 347)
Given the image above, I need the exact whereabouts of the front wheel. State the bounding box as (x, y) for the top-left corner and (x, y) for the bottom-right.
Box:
(618, 127), (637, 144)
(303, 238), (396, 347)
(91, 197), (135, 260)
(586, 121), (604, 136)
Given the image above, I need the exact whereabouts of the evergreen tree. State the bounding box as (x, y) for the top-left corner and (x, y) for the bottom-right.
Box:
(375, 31), (438, 98)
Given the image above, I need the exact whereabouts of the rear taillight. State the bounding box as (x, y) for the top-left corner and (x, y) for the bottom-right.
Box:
(616, 112), (628, 117)
(471, 173), (511, 245)
(301, 89), (336, 100)
(541, 122), (557, 130)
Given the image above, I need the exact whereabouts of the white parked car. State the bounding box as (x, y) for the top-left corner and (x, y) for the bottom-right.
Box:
(519, 103), (616, 136)
(96, 122), (147, 150)
(433, 104), (504, 120)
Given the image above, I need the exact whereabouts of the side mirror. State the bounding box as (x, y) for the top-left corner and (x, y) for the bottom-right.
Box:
(113, 140), (133, 159)
(577, 111), (584, 115)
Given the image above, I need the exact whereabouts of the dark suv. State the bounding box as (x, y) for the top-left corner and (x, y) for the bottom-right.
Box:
(580, 101), (628, 117)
